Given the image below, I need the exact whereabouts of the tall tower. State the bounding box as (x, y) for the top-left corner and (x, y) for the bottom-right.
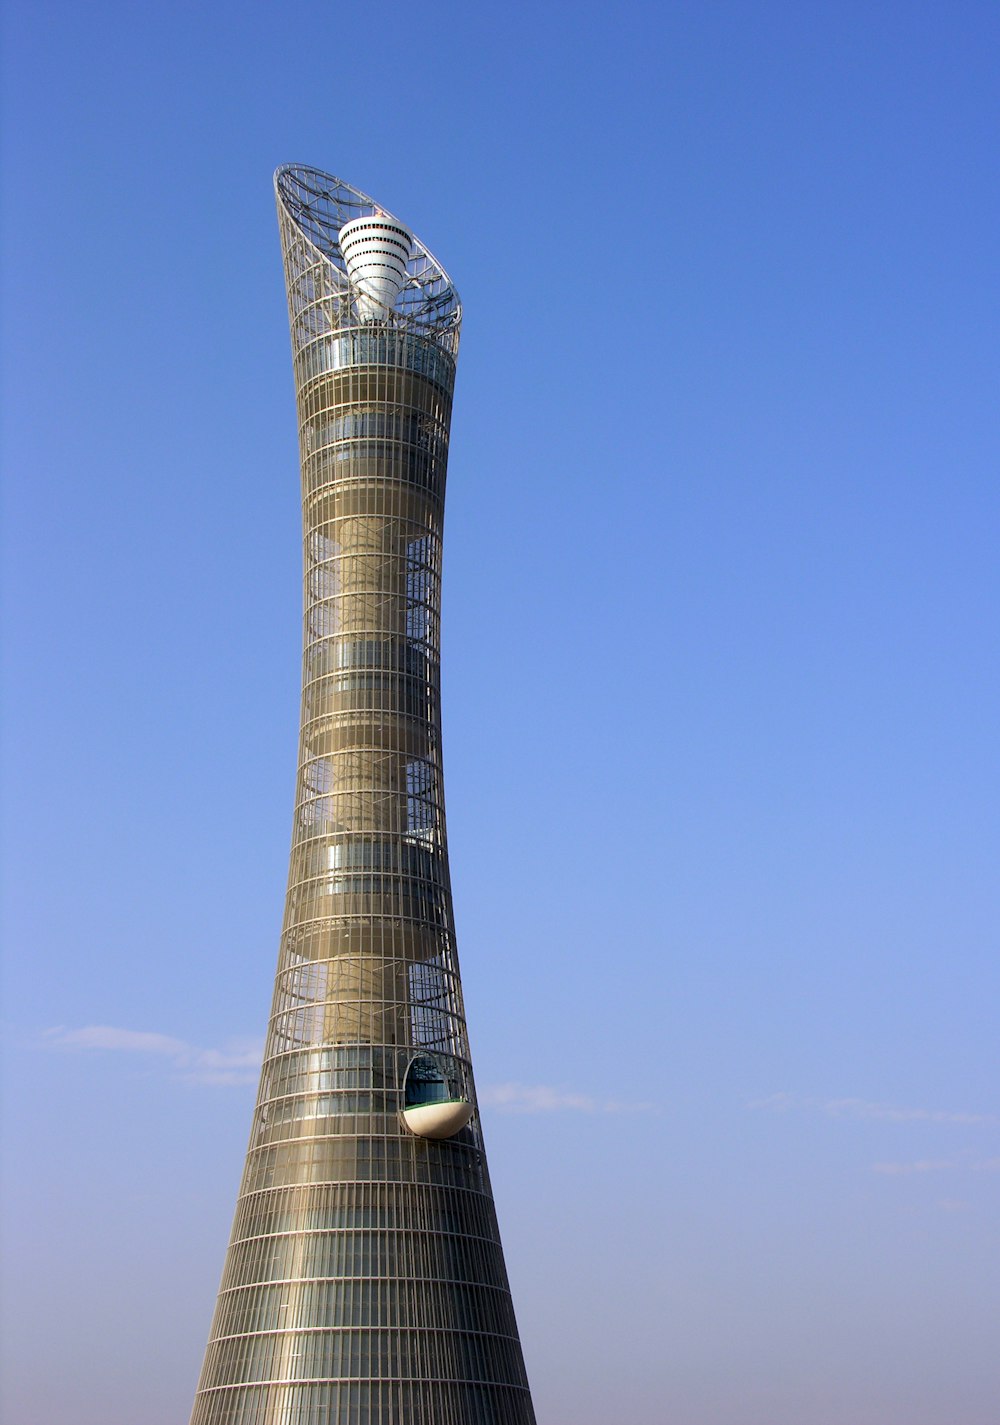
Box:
(189, 167), (536, 1425)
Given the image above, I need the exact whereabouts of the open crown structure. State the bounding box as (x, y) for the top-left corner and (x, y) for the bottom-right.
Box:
(189, 167), (535, 1425)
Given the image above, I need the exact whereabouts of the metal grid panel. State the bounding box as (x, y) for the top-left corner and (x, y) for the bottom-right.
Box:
(190, 169), (535, 1425)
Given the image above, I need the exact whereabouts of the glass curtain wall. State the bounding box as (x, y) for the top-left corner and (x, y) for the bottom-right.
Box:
(189, 167), (535, 1425)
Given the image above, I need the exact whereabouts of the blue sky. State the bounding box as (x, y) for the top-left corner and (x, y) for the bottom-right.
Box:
(2, 2), (998, 1422)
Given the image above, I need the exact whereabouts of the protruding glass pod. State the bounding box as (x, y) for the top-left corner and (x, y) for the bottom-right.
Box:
(401, 1052), (474, 1139)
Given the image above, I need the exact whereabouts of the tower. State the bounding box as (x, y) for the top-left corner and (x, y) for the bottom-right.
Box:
(189, 167), (536, 1425)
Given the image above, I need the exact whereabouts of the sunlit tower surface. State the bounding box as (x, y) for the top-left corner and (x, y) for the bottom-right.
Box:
(189, 167), (536, 1425)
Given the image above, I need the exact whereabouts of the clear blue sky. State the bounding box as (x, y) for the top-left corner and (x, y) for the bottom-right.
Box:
(2, 3), (998, 1423)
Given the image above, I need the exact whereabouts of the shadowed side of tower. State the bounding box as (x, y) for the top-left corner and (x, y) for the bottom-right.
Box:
(189, 168), (535, 1425)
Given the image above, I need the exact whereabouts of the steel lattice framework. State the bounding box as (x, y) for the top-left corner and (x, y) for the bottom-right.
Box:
(189, 167), (536, 1425)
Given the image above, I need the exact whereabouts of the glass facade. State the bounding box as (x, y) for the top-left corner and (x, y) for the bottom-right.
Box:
(189, 168), (535, 1425)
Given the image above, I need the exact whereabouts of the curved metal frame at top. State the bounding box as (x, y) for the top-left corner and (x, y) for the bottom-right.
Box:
(275, 164), (462, 347)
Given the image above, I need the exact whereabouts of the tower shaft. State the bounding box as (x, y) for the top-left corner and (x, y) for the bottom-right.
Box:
(189, 170), (535, 1425)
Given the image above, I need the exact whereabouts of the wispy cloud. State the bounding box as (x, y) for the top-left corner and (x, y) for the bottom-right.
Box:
(479, 1082), (652, 1115)
(872, 1158), (958, 1176)
(872, 1157), (1000, 1177)
(43, 1025), (262, 1085)
(826, 1098), (994, 1126)
(750, 1092), (995, 1126)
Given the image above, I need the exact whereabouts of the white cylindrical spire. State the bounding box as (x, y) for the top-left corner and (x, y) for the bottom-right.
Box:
(339, 213), (413, 320)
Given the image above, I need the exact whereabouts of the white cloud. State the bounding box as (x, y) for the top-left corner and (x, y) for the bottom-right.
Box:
(825, 1097), (994, 1126)
(43, 1024), (262, 1085)
(479, 1082), (652, 1115)
(873, 1157), (1000, 1177)
(749, 1091), (800, 1113)
(871, 1158), (957, 1175)
(749, 1092), (995, 1126)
